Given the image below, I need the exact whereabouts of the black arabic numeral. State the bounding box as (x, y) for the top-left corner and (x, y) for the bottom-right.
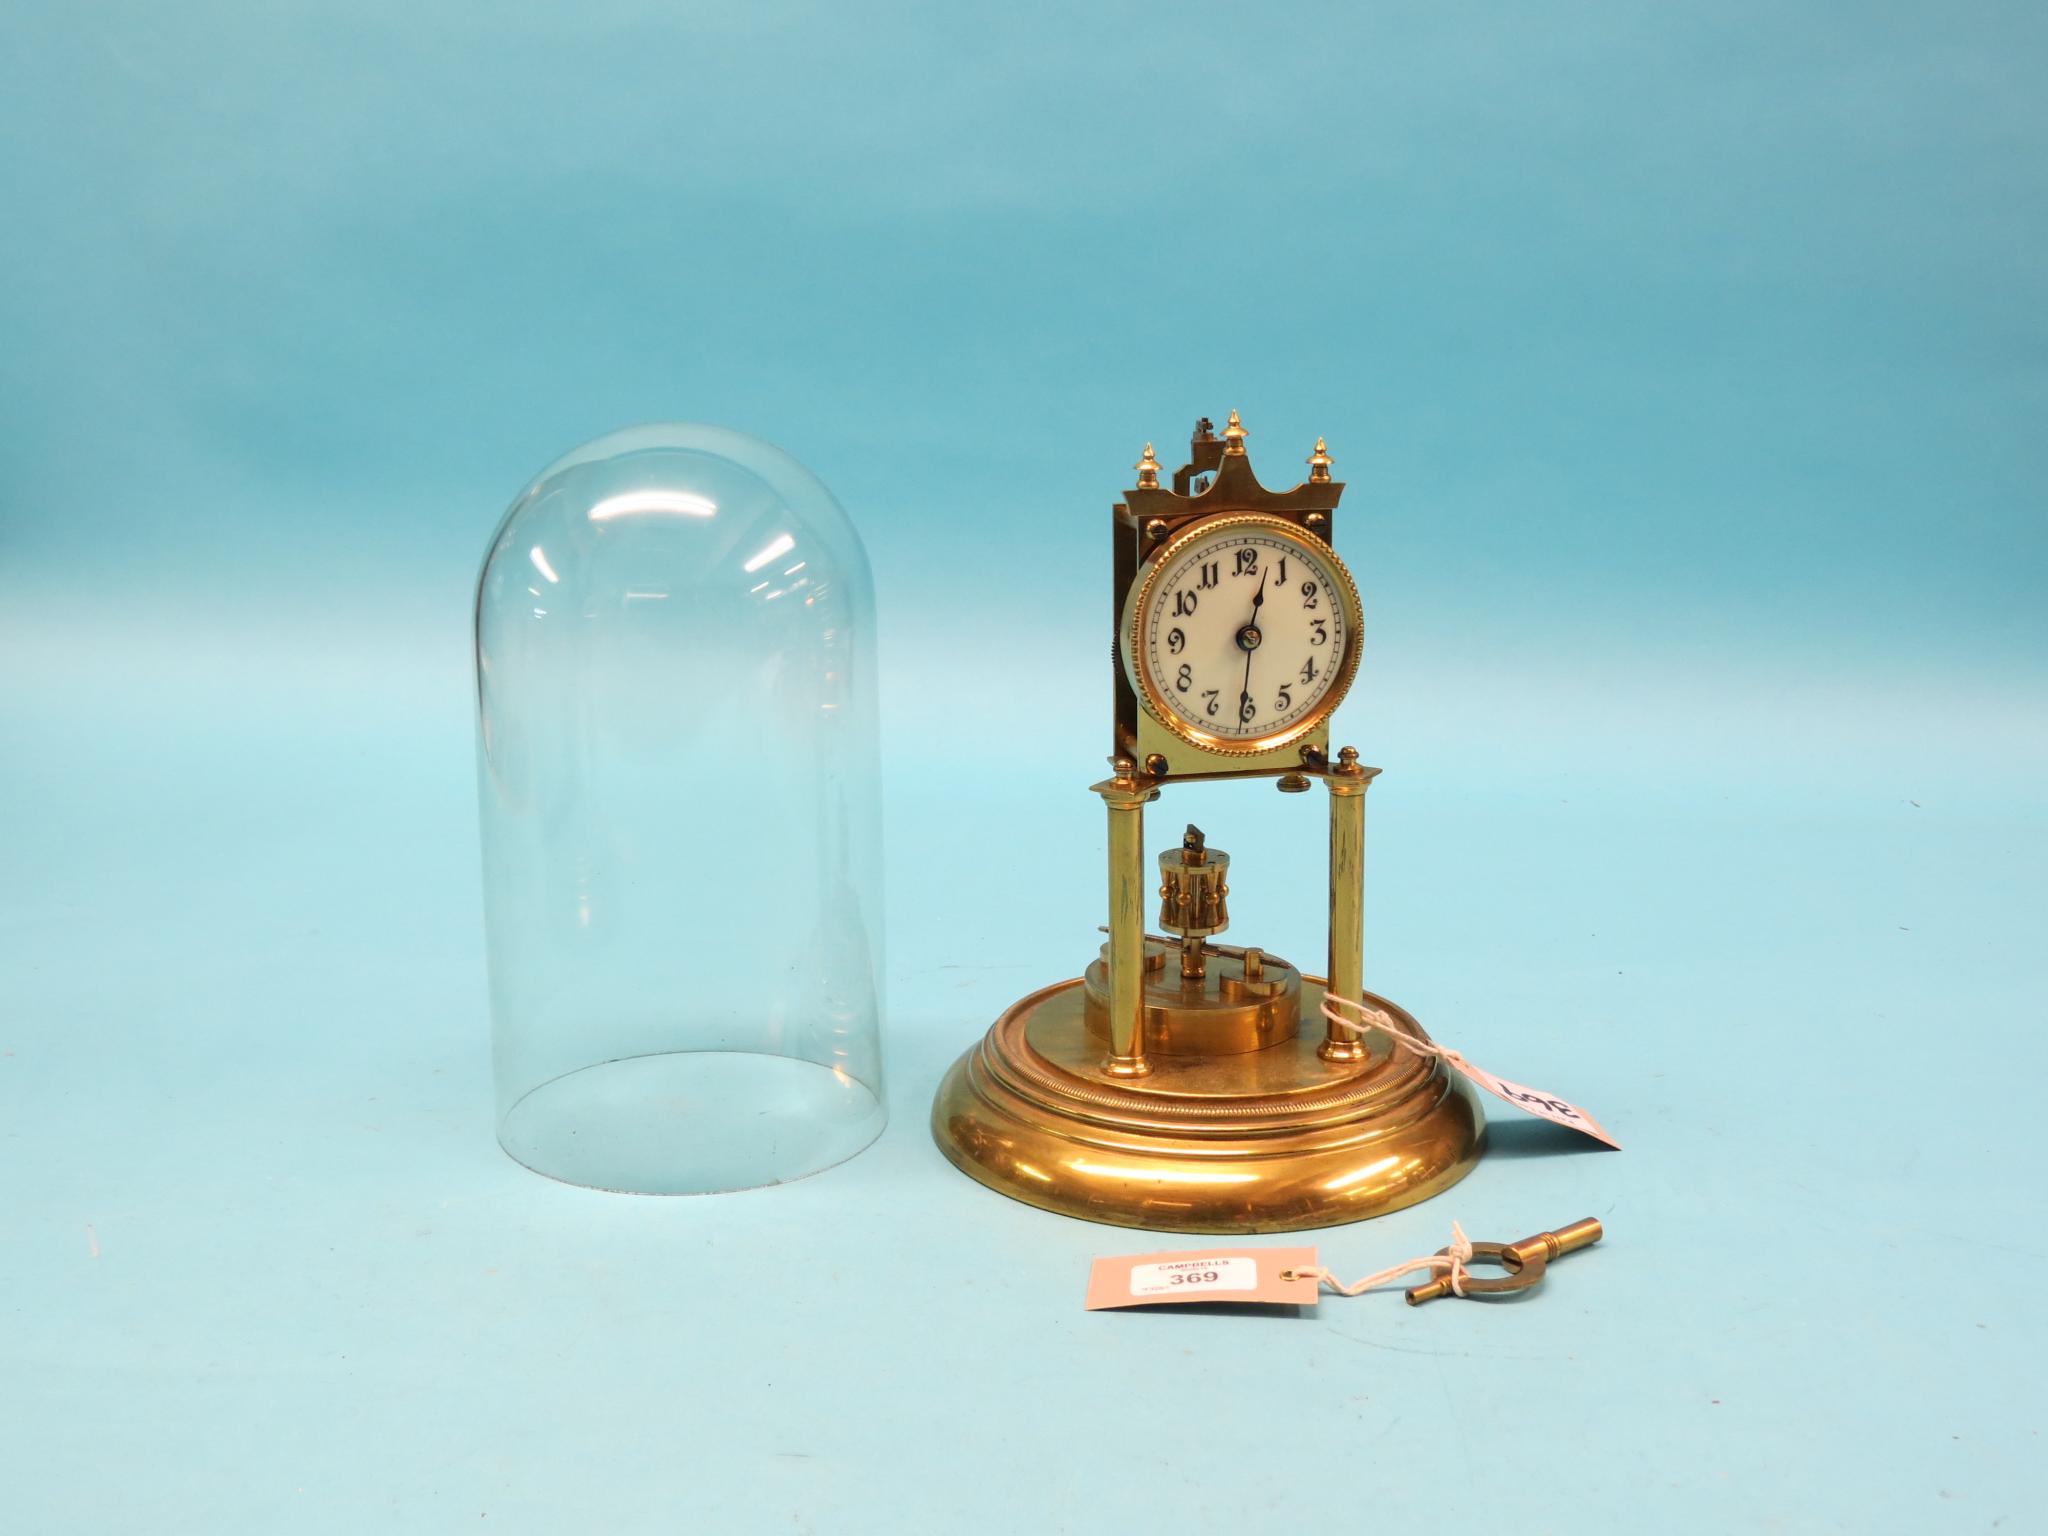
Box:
(1300, 657), (1318, 685)
(1310, 618), (1328, 646)
(1301, 580), (1319, 610)
(1202, 689), (1220, 717)
(1175, 663), (1192, 693)
(1275, 685), (1293, 712)
(1234, 548), (1258, 576)
(1167, 626), (1186, 654)
(1197, 560), (1220, 590)
(1238, 696), (1256, 724)
(1173, 590), (1198, 617)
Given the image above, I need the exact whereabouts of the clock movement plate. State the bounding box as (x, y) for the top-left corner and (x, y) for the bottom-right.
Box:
(931, 977), (1485, 1233)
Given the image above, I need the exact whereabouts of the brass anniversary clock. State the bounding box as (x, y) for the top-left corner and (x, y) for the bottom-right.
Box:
(932, 412), (1486, 1232)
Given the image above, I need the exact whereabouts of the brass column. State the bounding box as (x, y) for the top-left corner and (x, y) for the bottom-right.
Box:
(1320, 747), (1380, 1062)
(1094, 757), (1155, 1077)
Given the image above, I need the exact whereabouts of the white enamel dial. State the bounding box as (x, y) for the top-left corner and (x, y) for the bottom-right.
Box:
(1125, 515), (1361, 754)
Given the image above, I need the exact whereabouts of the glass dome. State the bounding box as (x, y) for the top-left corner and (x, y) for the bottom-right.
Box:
(474, 423), (887, 1193)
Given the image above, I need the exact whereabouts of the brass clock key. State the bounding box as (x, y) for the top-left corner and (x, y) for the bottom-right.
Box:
(1404, 1218), (1606, 1305)
(930, 412), (1486, 1233)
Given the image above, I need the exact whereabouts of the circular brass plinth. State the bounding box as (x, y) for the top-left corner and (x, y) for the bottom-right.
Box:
(930, 975), (1486, 1233)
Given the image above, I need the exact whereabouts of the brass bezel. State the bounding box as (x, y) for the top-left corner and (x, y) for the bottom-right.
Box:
(1123, 512), (1364, 758)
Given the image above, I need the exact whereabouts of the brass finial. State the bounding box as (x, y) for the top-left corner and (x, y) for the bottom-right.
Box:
(1222, 409), (1248, 456)
(1134, 443), (1161, 489)
(1307, 436), (1332, 483)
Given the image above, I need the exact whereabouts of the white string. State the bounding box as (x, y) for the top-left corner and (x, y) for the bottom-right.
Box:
(1290, 994), (1477, 1297)
(1319, 991), (1471, 1073)
(1286, 1221), (1474, 1297)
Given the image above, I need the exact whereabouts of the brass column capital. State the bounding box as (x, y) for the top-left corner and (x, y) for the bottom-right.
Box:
(1091, 754), (1161, 807)
(1323, 744), (1381, 795)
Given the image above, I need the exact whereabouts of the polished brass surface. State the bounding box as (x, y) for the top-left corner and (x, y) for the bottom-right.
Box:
(1507, 1216), (1605, 1268)
(1320, 747), (1377, 1063)
(1158, 824), (1229, 979)
(1132, 712), (1327, 781)
(930, 414), (1488, 1232)
(1122, 511), (1365, 760)
(1081, 938), (1301, 1057)
(1112, 414), (1349, 783)
(1094, 757), (1157, 1079)
(931, 975), (1485, 1233)
(1404, 1218), (1605, 1304)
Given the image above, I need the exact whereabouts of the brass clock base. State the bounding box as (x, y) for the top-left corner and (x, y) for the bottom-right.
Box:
(932, 975), (1485, 1233)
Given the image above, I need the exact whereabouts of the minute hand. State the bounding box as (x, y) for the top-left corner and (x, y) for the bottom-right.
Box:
(1239, 570), (1268, 722)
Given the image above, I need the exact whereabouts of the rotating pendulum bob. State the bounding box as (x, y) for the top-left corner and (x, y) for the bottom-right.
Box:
(931, 412), (1485, 1232)
(1083, 825), (1300, 1060)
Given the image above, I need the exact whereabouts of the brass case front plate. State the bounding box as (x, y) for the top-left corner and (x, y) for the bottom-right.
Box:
(1132, 713), (1328, 780)
(1111, 454), (1348, 784)
(931, 976), (1486, 1233)
(1120, 513), (1365, 762)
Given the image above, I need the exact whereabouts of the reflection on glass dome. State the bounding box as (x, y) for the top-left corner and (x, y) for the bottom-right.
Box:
(474, 423), (886, 1194)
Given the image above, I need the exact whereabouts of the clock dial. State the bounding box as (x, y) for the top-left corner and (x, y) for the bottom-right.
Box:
(1126, 516), (1361, 754)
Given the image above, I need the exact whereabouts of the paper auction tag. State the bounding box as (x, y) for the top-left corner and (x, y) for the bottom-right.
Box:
(1085, 1247), (1320, 1310)
(1453, 1061), (1620, 1149)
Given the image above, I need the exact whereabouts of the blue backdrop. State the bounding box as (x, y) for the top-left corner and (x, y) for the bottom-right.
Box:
(5, 3), (2043, 1530)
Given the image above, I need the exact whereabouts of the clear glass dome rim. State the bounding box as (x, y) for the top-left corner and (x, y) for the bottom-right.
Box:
(495, 1047), (889, 1197)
